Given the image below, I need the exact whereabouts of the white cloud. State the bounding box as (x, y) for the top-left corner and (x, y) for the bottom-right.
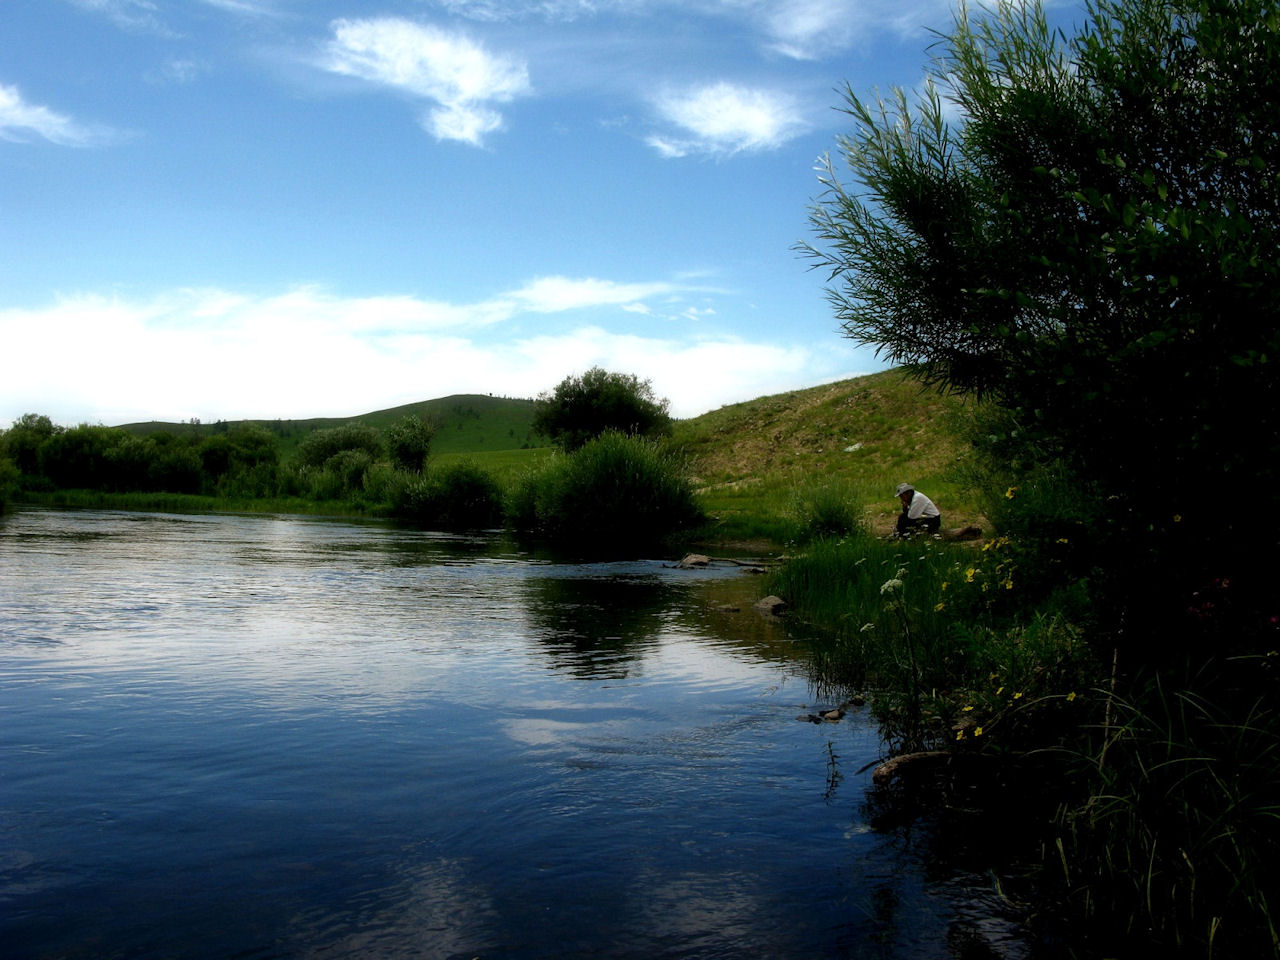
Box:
(0, 284), (836, 424)
(649, 82), (806, 157)
(507, 276), (677, 313)
(322, 17), (531, 146)
(0, 83), (111, 146)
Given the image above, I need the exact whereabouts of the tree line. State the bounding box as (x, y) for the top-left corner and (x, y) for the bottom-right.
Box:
(0, 368), (696, 550)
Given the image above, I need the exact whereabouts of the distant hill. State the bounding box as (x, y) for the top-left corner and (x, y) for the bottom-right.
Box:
(120, 394), (543, 458)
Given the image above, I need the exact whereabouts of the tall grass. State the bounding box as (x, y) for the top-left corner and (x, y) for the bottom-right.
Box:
(1050, 668), (1280, 959)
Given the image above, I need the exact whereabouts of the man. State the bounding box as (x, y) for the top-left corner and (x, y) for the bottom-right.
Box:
(895, 482), (941, 538)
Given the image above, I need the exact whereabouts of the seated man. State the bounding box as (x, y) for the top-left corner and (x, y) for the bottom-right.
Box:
(895, 482), (941, 537)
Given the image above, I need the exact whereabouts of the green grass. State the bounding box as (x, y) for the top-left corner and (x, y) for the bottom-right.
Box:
(432, 447), (555, 486)
(120, 394), (545, 461)
(671, 370), (981, 546)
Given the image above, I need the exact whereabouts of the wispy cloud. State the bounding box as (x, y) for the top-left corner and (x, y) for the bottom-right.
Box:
(428, 0), (600, 22)
(66, 0), (171, 34)
(0, 83), (114, 146)
(648, 82), (806, 157)
(505, 276), (678, 313)
(321, 17), (531, 146)
(199, 0), (280, 14)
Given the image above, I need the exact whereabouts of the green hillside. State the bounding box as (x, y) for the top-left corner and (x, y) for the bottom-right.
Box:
(671, 369), (979, 537)
(122, 393), (542, 459)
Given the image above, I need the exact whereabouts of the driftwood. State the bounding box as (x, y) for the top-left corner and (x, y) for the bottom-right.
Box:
(797, 697), (866, 723)
(871, 750), (951, 788)
(670, 553), (777, 572)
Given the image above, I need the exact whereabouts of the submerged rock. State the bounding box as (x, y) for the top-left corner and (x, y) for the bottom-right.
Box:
(754, 595), (787, 615)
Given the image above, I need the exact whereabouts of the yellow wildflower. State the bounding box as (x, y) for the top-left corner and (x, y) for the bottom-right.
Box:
(974, 726), (984, 737)
(934, 602), (946, 612)
(965, 567), (977, 583)
(962, 705), (974, 712)
(956, 730), (965, 741)
(996, 686), (1004, 696)
(1067, 691), (1078, 702)
(1005, 486), (1018, 499)
(1013, 691), (1024, 700)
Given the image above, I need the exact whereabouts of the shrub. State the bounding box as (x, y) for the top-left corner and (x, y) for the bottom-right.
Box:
(294, 424), (384, 469)
(387, 415), (435, 473)
(39, 424), (116, 489)
(533, 368), (672, 452)
(510, 431), (702, 551)
(393, 461), (504, 529)
(0, 456), (18, 509)
(324, 449), (374, 497)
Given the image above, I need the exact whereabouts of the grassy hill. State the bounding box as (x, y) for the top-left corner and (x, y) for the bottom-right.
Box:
(670, 369), (979, 540)
(123, 393), (541, 459)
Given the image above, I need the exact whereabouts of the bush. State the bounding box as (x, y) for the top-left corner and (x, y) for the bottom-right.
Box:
(39, 424), (116, 489)
(324, 449), (374, 497)
(387, 415), (435, 473)
(0, 456), (18, 509)
(294, 424), (384, 469)
(393, 461), (504, 529)
(510, 431), (702, 551)
(3, 413), (57, 475)
(533, 368), (672, 452)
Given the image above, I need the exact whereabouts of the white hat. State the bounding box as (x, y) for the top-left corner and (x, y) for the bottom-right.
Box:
(895, 482), (914, 497)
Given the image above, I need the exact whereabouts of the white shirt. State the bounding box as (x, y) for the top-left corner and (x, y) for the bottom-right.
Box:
(906, 491), (940, 520)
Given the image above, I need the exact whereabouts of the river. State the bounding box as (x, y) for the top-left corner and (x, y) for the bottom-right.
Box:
(0, 508), (1026, 959)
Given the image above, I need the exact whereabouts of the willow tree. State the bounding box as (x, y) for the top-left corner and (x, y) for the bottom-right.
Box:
(806, 0), (1280, 648)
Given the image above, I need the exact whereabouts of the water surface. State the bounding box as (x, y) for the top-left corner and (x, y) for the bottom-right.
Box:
(0, 509), (1023, 959)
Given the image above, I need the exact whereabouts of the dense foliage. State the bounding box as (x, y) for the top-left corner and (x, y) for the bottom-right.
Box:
(386, 415), (436, 473)
(807, 0), (1280, 658)
(392, 460), (504, 530)
(532, 367), (672, 452)
(803, 0), (1280, 955)
(509, 431), (702, 551)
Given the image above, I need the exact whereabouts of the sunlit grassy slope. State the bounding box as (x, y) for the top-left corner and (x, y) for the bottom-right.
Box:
(669, 369), (978, 541)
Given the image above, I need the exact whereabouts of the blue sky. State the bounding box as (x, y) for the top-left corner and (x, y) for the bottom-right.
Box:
(3, 0), (1078, 426)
